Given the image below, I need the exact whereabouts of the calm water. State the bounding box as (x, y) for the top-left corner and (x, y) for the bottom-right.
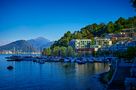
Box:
(0, 55), (110, 90)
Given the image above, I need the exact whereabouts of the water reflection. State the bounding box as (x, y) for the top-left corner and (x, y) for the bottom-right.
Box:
(0, 55), (110, 90)
(76, 63), (110, 77)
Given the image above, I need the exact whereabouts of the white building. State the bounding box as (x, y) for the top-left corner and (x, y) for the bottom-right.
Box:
(69, 39), (92, 49)
(69, 37), (112, 52)
(94, 37), (112, 46)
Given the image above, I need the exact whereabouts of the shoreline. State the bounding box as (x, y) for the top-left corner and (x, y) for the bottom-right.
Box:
(91, 73), (108, 90)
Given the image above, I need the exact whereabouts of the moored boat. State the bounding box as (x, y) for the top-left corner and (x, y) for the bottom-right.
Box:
(76, 57), (86, 64)
(6, 55), (23, 61)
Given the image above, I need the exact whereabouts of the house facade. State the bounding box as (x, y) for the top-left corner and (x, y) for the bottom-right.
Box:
(69, 39), (92, 49)
(69, 38), (112, 54)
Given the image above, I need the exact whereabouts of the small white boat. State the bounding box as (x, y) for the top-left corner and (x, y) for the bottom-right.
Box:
(70, 57), (76, 63)
(64, 58), (70, 62)
(76, 57), (86, 64)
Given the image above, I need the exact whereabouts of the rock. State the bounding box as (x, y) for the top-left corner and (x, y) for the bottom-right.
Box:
(7, 66), (13, 70)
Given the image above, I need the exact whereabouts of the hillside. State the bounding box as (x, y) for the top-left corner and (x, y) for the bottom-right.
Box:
(27, 37), (52, 51)
(0, 40), (36, 52)
(51, 16), (136, 48)
(0, 37), (54, 52)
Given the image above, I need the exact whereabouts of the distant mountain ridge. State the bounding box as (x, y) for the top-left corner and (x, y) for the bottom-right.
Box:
(0, 37), (53, 52)
(0, 40), (36, 52)
(27, 37), (53, 51)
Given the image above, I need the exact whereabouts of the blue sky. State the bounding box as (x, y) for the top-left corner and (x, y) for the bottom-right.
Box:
(0, 0), (135, 45)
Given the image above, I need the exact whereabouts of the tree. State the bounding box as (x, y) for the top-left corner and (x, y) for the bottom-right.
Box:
(96, 23), (106, 36)
(64, 31), (72, 37)
(42, 48), (51, 56)
(114, 17), (126, 32)
(106, 21), (114, 33)
(116, 47), (136, 60)
(52, 46), (60, 56)
(67, 46), (74, 57)
(57, 31), (72, 47)
(76, 31), (82, 39)
(126, 46), (136, 60)
(60, 46), (67, 57)
(49, 16), (136, 57)
(114, 23), (123, 33)
(81, 29), (94, 39)
(131, 0), (136, 9)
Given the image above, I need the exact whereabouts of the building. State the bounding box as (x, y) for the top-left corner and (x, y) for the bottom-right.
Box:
(105, 28), (136, 43)
(0, 50), (13, 54)
(101, 40), (136, 52)
(69, 39), (92, 49)
(94, 37), (112, 47)
(109, 42), (128, 52)
(126, 41), (136, 47)
(69, 39), (93, 54)
(69, 38), (112, 54)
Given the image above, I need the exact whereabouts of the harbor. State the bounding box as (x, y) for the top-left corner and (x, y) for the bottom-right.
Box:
(0, 54), (109, 90)
(5, 55), (114, 64)
(0, 0), (136, 89)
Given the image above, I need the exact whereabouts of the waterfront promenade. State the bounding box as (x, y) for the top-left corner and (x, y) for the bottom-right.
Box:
(108, 60), (135, 90)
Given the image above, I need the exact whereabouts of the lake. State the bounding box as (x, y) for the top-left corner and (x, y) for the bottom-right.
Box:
(0, 54), (110, 90)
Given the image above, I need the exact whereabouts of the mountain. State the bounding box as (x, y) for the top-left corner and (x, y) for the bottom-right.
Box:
(0, 40), (36, 52)
(40, 41), (54, 49)
(27, 37), (53, 51)
(0, 37), (54, 52)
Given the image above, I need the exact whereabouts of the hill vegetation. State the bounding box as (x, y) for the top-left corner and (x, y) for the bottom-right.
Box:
(51, 16), (136, 48)
(43, 16), (136, 56)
